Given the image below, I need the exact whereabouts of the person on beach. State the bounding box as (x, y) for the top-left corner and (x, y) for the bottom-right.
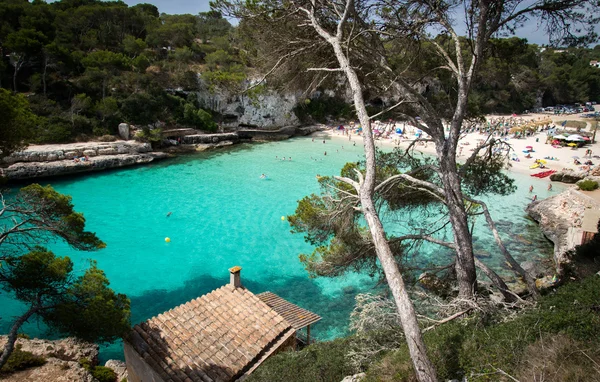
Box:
(529, 185), (533, 193)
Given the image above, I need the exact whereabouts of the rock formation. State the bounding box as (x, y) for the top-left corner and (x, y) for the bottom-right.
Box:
(0, 141), (170, 181)
(527, 188), (600, 271)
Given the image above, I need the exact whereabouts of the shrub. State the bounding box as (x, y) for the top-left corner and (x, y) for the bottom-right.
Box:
(79, 358), (117, 382)
(92, 366), (117, 382)
(247, 338), (354, 382)
(0, 345), (46, 374)
(293, 96), (354, 124)
(578, 179), (598, 191)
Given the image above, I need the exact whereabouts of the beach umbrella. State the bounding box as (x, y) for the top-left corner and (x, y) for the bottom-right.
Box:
(567, 143), (578, 147)
(526, 145), (533, 149)
(553, 135), (566, 140)
(584, 137), (591, 140)
(566, 134), (585, 141)
(572, 156), (580, 159)
(538, 159), (547, 164)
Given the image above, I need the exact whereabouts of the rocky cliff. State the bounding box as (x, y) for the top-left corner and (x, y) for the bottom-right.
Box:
(526, 188), (600, 271)
(197, 89), (300, 129)
(0, 141), (170, 181)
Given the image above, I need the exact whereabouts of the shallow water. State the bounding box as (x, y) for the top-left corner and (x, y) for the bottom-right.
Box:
(0, 137), (561, 360)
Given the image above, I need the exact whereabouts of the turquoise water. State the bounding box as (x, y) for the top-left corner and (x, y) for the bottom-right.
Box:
(0, 136), (561, 360)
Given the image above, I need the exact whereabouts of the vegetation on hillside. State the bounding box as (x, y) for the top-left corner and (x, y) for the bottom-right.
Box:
(248, 276), (600, 382)
(0, 0), (244, 144)
(0, 1), (598, 146)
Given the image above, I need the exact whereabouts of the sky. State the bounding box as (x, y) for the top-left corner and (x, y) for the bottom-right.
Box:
(68, 0), (597, 47)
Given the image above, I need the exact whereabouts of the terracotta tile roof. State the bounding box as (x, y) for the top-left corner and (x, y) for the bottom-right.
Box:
(257, 292), (322, 329)
(127, 285), (294, 382)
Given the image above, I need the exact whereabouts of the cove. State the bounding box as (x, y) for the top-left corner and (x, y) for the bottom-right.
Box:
(0, 136), (560, 361)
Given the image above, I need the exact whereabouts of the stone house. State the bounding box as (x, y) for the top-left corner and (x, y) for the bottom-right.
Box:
(124, 266), (321, 382)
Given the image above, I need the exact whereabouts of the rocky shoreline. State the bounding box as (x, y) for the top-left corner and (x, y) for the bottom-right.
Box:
(0, 125), (325, 182)
(0, 336), (126, 382)
(526, 187), (600, 272)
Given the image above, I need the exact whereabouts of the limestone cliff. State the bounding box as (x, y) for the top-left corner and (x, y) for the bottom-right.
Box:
(0, 141), (170, 181)
(526, 188), (600, 271)
(197, 89), (300, 129)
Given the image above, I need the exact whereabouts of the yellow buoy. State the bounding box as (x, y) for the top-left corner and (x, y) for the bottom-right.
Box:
(165, 237), (171, 243)
(281, 216), (286, 221)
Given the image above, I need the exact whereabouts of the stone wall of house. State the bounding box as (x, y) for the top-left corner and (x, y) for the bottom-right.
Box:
(124, 341), (166, 382)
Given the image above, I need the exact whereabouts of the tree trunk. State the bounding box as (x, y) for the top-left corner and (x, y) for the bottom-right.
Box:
(472, 198), (541, 299)
(437, 152), (477, 299)
(474, 258), (516, 302)
(0, 305), (38, 369)
(13, 65), (18, 93)
(42, 57), (48, 97)
(333, 42), (438, 382)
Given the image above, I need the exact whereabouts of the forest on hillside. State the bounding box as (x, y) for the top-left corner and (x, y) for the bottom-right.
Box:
(0, 0), (599, 145)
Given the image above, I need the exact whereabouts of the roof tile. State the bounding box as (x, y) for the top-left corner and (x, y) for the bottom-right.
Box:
(128, 284), (317, 382)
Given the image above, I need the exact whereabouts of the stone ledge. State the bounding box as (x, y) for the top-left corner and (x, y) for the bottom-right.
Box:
(1, 152), (171, 181)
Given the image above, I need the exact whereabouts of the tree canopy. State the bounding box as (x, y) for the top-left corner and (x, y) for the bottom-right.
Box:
(0, 185), (129, 370)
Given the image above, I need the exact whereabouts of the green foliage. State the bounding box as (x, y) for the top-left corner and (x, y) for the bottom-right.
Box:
(17, 184), (106, 250)
(182, 103), (218, 131)
(246, 338), (354, 382)
(92, 366), (117, 382)
(43, 262), (131, 343)
(293, 96), (355, 124)
(79, 358), (117, 382)
(0, 0), (238, 143)
(0, 89), (37, 158)
(578, 179), (598, 191)
(362, 276), (600, 381)
(0, 346), (46, 374)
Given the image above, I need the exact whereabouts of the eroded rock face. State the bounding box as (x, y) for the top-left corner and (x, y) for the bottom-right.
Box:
(2, 141), (152, 165)
(197, 90), (300, 129)
(526, 188), (599, 271)
(0, 336), (98, 382)
(0, 141), (168, 181)
(1, 153), (169, 180)
(550, 169), (587, 183)
(105, 359), (128, 381)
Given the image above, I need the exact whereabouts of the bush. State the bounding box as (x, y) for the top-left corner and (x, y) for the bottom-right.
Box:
(578, 179), (598, 191)
(0, 345), (46, 374)
(92, 366), (117, 382)
(293, 96), (354, 124)
(247, 338), (354, 382)
(79, 358), (116, 382)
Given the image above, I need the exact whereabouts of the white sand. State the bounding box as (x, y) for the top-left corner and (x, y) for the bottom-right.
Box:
(317, 113), (599, 181)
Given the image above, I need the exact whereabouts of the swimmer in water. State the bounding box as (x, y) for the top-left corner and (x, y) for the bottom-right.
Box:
(260, 174), (266, 179)
(166, 212), (172, 217)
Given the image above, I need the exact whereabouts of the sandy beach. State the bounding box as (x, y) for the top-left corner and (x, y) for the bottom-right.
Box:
(317, 112), (600, 181)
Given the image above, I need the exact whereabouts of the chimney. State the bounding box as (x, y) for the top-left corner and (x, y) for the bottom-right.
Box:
(229, 266), (242, 288)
